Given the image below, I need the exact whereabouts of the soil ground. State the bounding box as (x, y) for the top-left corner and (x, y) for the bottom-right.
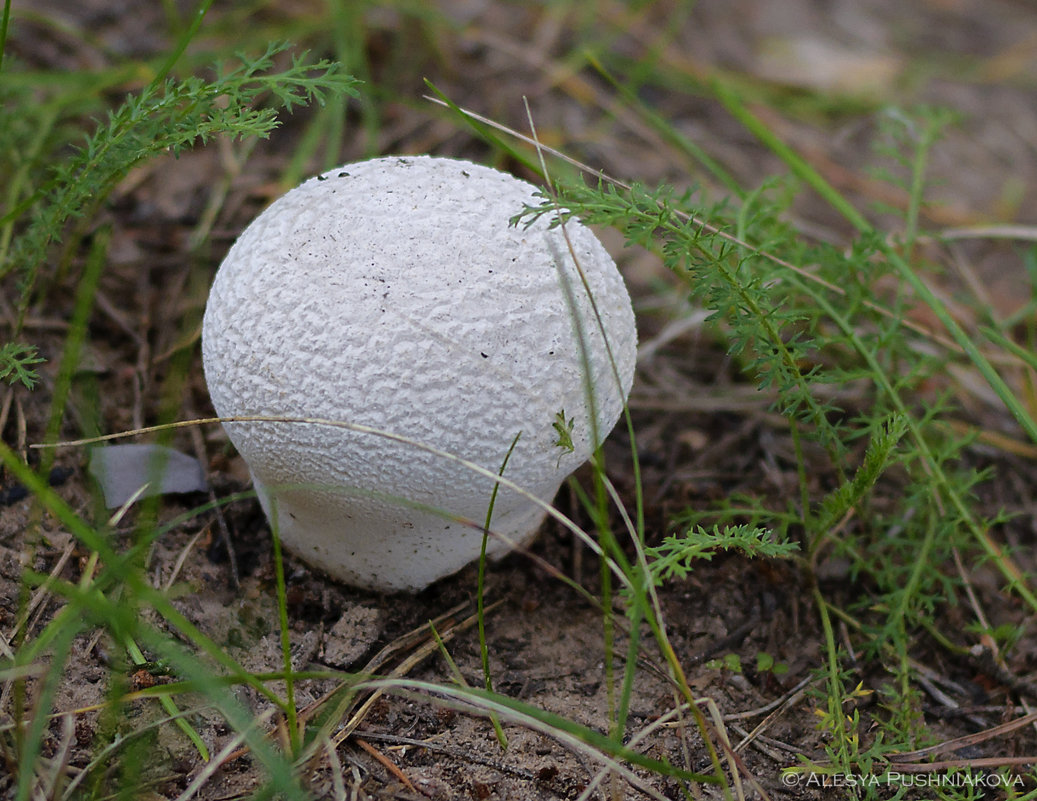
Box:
(3, 1), (1037, 798)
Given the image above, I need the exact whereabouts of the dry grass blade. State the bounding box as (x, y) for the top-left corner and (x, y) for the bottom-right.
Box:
(322, 738), (348, 801)
(938, 224), (1037, 242)
(578, 704), (693, 801)
(198, 601), (498, 781)
(291, 599), (471, 741)
(330, 602), (498, 750)
(576, 693), (775, 801)
(163, 526), (208, 591)
(34, 713), (75, 801)
(354, 737), (419, 794)
(724, 675), (814, 724)
(886, 755), (1037, 772)
(344, 600), (470, 678)
(6, 537), (76, 645)
(355, 677), (695, 801)
(887, 710), (1037, 764)
(176, 707), (279, 801)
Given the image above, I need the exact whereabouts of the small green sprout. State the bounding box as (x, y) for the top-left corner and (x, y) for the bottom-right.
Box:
(755, 651), (789, 676)
(705, 653), (743, 673)
(551, 409), (575, 467)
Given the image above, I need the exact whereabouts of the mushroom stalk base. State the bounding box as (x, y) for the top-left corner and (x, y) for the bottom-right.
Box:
(254, 478), (550, 592)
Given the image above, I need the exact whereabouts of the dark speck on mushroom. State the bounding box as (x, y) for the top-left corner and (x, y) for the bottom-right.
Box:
(338, 172), (350, 178)
(481, 352), (489, 358)
(316, 174), (327, 181)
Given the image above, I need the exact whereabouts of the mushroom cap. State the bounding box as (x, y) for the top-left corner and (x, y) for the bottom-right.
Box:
(202, 155), (636, 591)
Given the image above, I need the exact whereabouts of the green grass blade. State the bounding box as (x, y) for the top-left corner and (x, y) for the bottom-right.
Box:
(267, 497), (300, 755)
(12, 622), (78, 801)
(124, 636), (211, 762)
(147, 0), (216, 88)
(711, 78), (869, 231)
(0, 0), (10, 70)
(361, 677), (719, 787)
(41, 228), (108, 474)
(477, 431), (521, 750)
(712, 78), (1037, 447)
(0, 442), (287, 703)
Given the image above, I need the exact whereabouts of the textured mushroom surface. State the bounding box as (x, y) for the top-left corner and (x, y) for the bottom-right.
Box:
(202, 155), (636, 591)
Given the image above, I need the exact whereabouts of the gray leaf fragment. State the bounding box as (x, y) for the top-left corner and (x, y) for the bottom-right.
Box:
(321, 603), (384, 669)
(88, 444), (208, 509)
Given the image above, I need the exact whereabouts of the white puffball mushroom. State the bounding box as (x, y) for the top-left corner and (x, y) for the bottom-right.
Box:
(202, 155), (636, 592)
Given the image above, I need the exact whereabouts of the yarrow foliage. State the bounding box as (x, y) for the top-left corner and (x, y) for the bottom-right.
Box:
(0, 43), (358, 387)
